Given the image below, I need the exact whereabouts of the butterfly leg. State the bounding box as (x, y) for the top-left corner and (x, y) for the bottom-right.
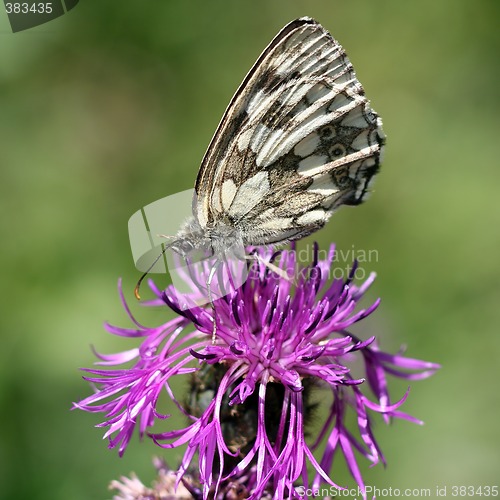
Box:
(205, 263), (219, 345)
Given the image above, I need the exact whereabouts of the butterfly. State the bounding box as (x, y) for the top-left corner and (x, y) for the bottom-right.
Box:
(134, 17), (385, 303)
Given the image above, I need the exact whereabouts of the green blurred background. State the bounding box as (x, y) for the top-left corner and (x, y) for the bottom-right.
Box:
(1, 1), (499, 499)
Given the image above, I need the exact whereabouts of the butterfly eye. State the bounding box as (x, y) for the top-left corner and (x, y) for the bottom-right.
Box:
(329, 144), (346, 158)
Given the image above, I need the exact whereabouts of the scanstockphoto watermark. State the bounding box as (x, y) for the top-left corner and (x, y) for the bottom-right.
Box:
(128, 190), (379, 276)
(128, 190), (379, 306)
(293, 244), (379, 279)
(245, 245), (379, 283)
(295, 485), (433, 498)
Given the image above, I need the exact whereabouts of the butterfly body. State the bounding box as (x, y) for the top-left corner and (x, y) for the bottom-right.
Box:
(172, 216), (242, 258)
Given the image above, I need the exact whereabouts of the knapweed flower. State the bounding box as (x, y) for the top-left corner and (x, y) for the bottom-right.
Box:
(75, 243), (439, 500)
(110, 457), (194, 500)
(110, 457), (276, 500)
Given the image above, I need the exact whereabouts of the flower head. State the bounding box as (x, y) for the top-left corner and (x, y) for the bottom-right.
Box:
(75, 243), (439, 500)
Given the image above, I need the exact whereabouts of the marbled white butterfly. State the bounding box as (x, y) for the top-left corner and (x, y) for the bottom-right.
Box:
(134, 17), (385, 302)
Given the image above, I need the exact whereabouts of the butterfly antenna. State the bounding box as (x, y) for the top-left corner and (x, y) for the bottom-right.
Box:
(134, 241), (176, 300)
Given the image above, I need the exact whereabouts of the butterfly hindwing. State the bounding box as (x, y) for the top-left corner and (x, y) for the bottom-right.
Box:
(194, 17), (385, 244)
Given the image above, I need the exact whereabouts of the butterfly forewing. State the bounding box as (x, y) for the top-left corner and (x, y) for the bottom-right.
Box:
(194, 17), (384, 245)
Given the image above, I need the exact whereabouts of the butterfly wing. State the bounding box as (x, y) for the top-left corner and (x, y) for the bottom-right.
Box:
(194, 17), (385, 244)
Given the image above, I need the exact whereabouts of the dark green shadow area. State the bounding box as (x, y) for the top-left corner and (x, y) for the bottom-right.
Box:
(64, 0), (79, 11)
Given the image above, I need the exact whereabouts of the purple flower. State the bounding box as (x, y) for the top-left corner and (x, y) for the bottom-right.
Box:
(75, 243), (439, 500)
